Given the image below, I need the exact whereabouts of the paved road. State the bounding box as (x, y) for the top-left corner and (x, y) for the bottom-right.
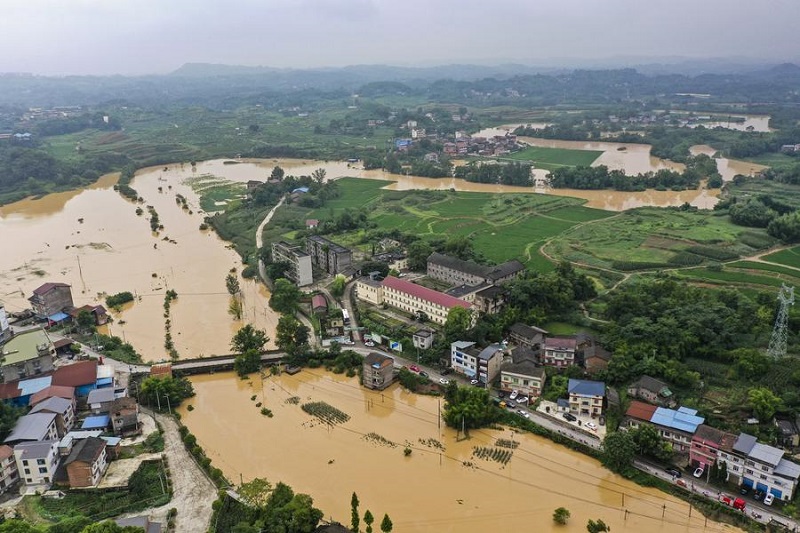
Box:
(255, 195), (286, 283)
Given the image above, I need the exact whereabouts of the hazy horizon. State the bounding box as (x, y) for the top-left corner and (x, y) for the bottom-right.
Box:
(2, 0), (799, 76)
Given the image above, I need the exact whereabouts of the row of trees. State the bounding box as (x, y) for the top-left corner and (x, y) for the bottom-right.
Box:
(453, 161), (533, 186)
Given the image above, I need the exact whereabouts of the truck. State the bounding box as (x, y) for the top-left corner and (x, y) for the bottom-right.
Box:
(720, 495), (746, 511)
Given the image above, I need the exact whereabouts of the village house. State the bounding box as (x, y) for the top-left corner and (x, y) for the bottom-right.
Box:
(500, 361), (546, 399)
(690, 424), (737, 473)
(412, 329), (434, 350)
(508, 323), (547, 351)
(625, 401), (705, 453)
(149, 363), (173, 380)
(362, 352), (394, 390)
(0, 305), (12, 343)
(115, 516), (163, 533)
(29, 396), (75, 434)
(311, 294), (328, 316)
(111, 397), (140, 436)
(0, 445), (18, 493)
(87, 387), (116, 415)
(716, 432), (800, 501)
(306, 235), (353, 276)
(0, 328), (55, 382)
(627, 375), (676, 407)
(51, 359), (100, 397)
(5, 413), (60, 445)
(451, 342), (504, 384)
(28, 282), (74, 319)
(271, 241), (313, 287)
(13, 440), (60, 487)
(775, 418), (800, 449)
(66, 304), (109, 326)
(568, 379), (605, 417)
(372, 276), (473, 326)
(62, 436), (108, 488)
(426, 253), (525, 287)
(543, 337), (577, 368)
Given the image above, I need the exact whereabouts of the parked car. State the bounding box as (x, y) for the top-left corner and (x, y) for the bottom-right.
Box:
(506, 401), (517, 409)
(740, 487), (750, 496)
(563, 413), (577, 422)
(509, 390), (519, 400)
(665, 468), (682, 478)
(754, 490), (764, 501)
(497, 391), (505, 399)
(364, 341), (375, 347)
(409, 365), (420, 373)
(517, 409), (530, 419)
(764, 493), (775, 506)
(586, 422), (598, 431)
(693, 467), (704, 478)
(419, 371), (429, 379)
(441, 368), (452, 375)
(516, 396), (529, 404)
(439, 378), (449, 385)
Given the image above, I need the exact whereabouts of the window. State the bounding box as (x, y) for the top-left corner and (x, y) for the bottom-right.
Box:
(22, 460), (29, 466)
(38, 467), (47, 474)
(37, 459), (45, 465)
(24, 468), (30, 475)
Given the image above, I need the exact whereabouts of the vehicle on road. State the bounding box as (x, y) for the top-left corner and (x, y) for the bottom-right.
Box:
(740, 487), (750, 496)
(764, 493), (775, 506)
(506, 401), (517, 409)
(754, 490), (765, 501)
(470, 379), (480, 386)
(364, 341), (375, 347)
(439, 378), (449, 385)
(665, 468), (682, 478)
(509, 390), (519, 400)
(409, 365), (420, 373)
(441, 368), (452, 375)
(516, 396), (529, 404)
(517, 409), (530, 419)
(720, 495), (747, 511)
(586, 422), (597, 431)
(693, 467), (704, 478)
(419, 371), (429, 378)
(563, 413), (577, 422)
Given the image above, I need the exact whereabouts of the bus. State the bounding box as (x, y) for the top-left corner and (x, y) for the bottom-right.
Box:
(342, 308), (350, 326)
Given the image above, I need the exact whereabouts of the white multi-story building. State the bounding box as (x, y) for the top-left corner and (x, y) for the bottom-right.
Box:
(0, 445), (18, 493)
(718, 433), (800, 501)
(380, 276), (472, 326)
(13, 440), (60, 487)
(451, 342), (504, 384)
(270, 241), (313, 287)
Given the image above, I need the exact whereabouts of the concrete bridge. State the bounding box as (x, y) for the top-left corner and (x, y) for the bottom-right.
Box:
(170, 350), (286, 375)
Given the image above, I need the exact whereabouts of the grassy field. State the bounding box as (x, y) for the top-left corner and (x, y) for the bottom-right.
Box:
(501, 146), (603, 169)
(763, 246), (800, 269)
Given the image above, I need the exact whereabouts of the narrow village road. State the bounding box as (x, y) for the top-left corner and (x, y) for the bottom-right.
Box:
(256, 195), (286, 283)
(148, 409), (217, 533)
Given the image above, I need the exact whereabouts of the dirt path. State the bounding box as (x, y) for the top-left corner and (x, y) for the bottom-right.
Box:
(148, 409), (217, 533)
(256, 195), (286, 283)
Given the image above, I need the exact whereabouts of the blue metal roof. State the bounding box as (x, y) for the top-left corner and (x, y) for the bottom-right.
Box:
(18, 376), (52, 397)
(48, 312), (69, 322)
(651, 406), (704, 434)
(96, 377), (113, 386)
(292, 187), (309, 194)
(568, 379), (606, 397)
(81, 415), (110, 429)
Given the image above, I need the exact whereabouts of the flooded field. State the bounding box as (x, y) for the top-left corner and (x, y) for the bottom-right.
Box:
(0, 164), (278, 361)
(178, 370), (740, 533)
(690, 145), (768, 181)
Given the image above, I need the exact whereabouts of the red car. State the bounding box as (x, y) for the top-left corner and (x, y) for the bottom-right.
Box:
(409, 365), (420, 373)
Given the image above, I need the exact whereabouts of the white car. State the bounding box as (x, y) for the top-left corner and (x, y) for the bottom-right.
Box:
(764, 493), (775, 506)
(509, 390), (519, 400)
(517, 409), (530, 419)
(693, 467), (704, 478)
(439, 378), (450, 385)
(516, 396), (529, 404)
(364, 341), (375, 347)
(586, 422), (598, 431)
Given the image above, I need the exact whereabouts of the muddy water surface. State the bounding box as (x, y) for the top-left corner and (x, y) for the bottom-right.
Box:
(0, 164), (278, 361)
(178, 370), (739, 533)
(690, 145), (768, 181)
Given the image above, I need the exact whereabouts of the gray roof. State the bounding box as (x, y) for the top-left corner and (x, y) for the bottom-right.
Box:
(568, 379), (605, 397)
(428, 252), (488, 278)
(733, 433), (758, 455)
(87, 387), (115, 404)
(413, 329), (433, 338)
(475, 285), (506, 299)
(511, 346), (538, 364)
(749, 442), (784, 467)
(557, 398), (570, 408)
(29, 396), (72, 416)
(452, 341), (475, 350)
(509, 323), (548, 337)
(775, 459), (800, 480)
(630, 375), (670, 395)
(64, 436), (106, 466)
(4, 413), (57, 443)
(446, 283), (488, 298)
(116, 516), (162, 533)
(502, 360), (545, 379)
(363, 352), (393, 368)
(477, 344), (504, 361)
(485, 260), (526, 282)
(13, 439), (57, 460)
(308, 235), (350, 254)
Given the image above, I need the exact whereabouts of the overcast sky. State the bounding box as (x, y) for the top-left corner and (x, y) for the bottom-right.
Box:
(2, 0), (798, 75)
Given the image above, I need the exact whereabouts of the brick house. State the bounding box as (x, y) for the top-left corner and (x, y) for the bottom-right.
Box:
(508, 323), (547, 351)
(627, 375), (676, 407)
(0, 445), (18, 493)
(63, 437), (108, 488)
(568, 379), (605, 417)
(500, 361), (546, 398)
(690, 424), (737, 471)
(362, 353), (394, 390)
(543, 337), (577, 368)
(28, 283), (74, 318)
(111, 397), (140, 436)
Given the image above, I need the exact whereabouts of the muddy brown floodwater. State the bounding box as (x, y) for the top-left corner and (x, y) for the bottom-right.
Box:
(178, 371), (741, 533)
(0, 164), (278, 361)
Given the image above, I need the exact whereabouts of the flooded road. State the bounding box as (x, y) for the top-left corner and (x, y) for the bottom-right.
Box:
(178, 370), (740, 533)
(0, 164), (278, 361)
(690, 145), (768, 181)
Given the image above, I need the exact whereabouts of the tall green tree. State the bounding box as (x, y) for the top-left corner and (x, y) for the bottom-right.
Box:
(231, 324), (269, 353)
(275, 315), (310, 355)
(552, 507), (571, 525)
(601, 432), (635, 474)
(586, 519), (610, 533)
(444, 307), (472, 341)
(380, 515), (393, 533)
(270, 279), (302, 314)
(442, 385), (498, 433)
(234, 349), (261, 377)
(226, 273), (241, 296)
(270, 166), (285, 181)
(76, 310), (96, 333)
(631, 424), (672, 461)
(364, 510), (374, 533)
(351, 492), (360, 533)
(749, 387), (782, 421)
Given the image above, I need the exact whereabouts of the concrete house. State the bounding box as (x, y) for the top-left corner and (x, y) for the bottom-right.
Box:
(362, 353), (394, 390)
(13, 440), (60, 487)
(29, 385), (76, 409)
(426, 253), (524, 287)
(625, 401), (704, 453)
(4, 413), (60, 445)
(450, 342), (503, 384)
(29, 396), (75, 434)
(508, 323), (547, 351)
(500, 361), (546, 398)
(354, 277), (383, 305)
(718, 433), (800, 501)
(87, 387), (116, 415)
(28, 282), (74, 319)
(111, 397), (140, 436)
(306, 235), (353, 276)
(627, 375), (675, 407)
(0, 328), (55, 382)
(379, 276), (472, 326)
(0, 445), (19, 493)
(271, 241), (313, 287)
(63, 436), (108, 488)
(690, 424), (737, 472)
(543, 337), (577, 368)
(51, 360), (99, 397)
(568, 379), (606, 417)
(412, 329), (434, 350)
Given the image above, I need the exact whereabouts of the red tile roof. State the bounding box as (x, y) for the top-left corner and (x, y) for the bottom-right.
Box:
(52, 360), (98, 387)
(545, 337), (577, 350)
(0, 383), (21, 401)
(29, 385), (76, 406)
(625, 400), (658, 422)
(0, 445), (12, 460)
(32, 282), (71, 296)
(382, 276), (470, 310)
(311, 294), (327, 309)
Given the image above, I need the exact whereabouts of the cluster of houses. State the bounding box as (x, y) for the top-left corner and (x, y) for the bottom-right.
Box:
(624, 376), (800, 502)
(25, 282), (108, 328)
(392, 130), (521, 159)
